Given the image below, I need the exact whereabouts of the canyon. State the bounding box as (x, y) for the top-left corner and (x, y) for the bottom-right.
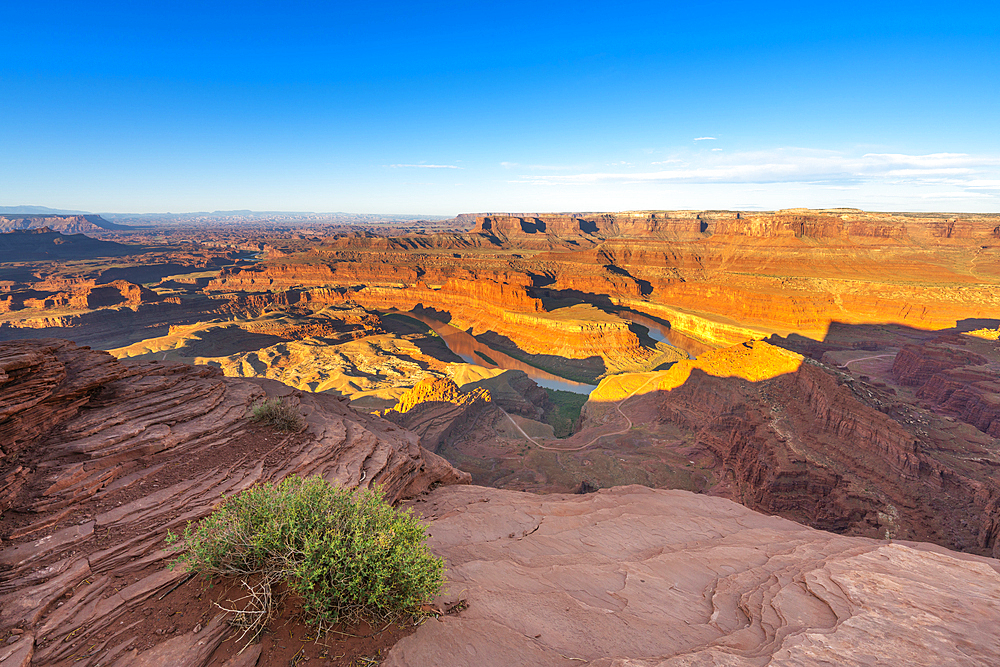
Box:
(1, 208), (999, 664)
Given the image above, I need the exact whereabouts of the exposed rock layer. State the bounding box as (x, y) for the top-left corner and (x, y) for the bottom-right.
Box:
(204, 209), (1000, 352)
(892, 339), (1000, 437)
(386, 484), (1000, 667)
(381, 377), (494, 450)
(581, 340), (1000, 557)
(0, 339), (469, 666)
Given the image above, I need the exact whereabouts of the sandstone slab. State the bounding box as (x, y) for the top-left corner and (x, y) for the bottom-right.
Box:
(387, 484), (1000, 667)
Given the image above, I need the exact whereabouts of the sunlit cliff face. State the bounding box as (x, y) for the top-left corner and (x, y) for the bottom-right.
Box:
(388, 376), (491, 414)
(588, 340), (803, 403)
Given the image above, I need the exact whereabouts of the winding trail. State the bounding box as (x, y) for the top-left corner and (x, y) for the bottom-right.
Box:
(844, 354), (895, 368)
(502, 374), (660, 452)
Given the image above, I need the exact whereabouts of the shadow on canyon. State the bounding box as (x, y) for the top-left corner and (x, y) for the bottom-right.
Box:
(434, 319), (1000, 560)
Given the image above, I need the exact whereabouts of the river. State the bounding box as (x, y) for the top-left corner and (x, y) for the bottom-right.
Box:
(391, 308), (711, 396)
(391, 311), (599, 395)
(614, 310), (714, 358)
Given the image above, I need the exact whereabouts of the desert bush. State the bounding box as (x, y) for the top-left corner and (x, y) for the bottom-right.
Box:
(248, 397), (304, 432)
(170, 476), (443, 635)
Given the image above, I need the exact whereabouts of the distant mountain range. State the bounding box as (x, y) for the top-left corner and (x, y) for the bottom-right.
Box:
(0, 213), (129, 233)
(0, 205), (93, 215)
(0, 227), (134, 262)
(0, 207), (452, 228)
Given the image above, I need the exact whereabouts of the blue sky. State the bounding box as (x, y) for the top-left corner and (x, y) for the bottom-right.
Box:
(2, 1), (999, 214)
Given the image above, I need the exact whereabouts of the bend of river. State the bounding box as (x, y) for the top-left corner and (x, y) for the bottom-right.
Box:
(615, 310), (715, 359)
(390, 308), (712, 396)
(390, 311), (598, 395)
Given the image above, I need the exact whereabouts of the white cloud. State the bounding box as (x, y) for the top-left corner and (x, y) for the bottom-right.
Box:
(513, 149), (1000, 186)
(502, 162), (580, 171)
(388, 164), (461, 169)
(919, 191), (994, 199)
(964, 179), (1000, 189)
(693, 137), (717, 141)
(502, 149), (1000, 211)
(861, 152), (999, 167)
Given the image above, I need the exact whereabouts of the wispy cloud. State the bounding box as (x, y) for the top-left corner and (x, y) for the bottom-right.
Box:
(388, 164), (461, 169)
(501, 161), (580, 171)
(509, 150), (1000, 193)
(964, 179), (1000, 190)
(918, 191), (995, 199)
(693, 137), (717, 141)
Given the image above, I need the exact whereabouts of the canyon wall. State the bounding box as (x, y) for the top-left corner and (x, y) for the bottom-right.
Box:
(202, 209), (1000, 353)
(583, 340), (1000, 556)
(893, 339), (1000, 437)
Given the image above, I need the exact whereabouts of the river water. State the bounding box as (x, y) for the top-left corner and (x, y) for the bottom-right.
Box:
(615, 310), (714, 358)
(393, 308), (711, 396)
(393, 311), (599, 395)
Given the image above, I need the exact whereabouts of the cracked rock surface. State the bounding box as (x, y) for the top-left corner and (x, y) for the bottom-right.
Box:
(391, 484), (1000, 667)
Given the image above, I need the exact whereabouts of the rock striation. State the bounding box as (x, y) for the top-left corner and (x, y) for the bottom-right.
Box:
(893, 339), (1000, 437)
(581, 340), (1000, 557)
(386, 484), (1000, 667)
(0, 339), (468, 666)
(381, 377), (493, 450)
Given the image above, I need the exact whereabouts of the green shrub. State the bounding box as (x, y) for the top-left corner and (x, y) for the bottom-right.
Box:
(171, 476), (444, 634)
(248, 397), (304, 432)
(542, 388), (589, 438)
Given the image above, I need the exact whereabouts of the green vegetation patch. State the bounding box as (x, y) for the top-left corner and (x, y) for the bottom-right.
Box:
(474, 349), (498, 365)
(249, 397), (304, 432)
(169, 476), (443, 637)
(542, 388), (590, 438)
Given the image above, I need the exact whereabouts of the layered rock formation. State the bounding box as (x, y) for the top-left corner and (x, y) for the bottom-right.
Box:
(577, 339), (1000, 557)
(893, 338), (1000, 437)
(471, 209), (1000, 245)
(389, 376), (491, 415)
(201, 209), (1000, 355)
(200, 334), (457, 402)
(207, 279), (657, 376)
(386, 484), (1000, 666)
(0, 339), (468, 665)
(4, 208), (1000, 562)
(382, 377), (493, 450)
(0, 280), (160, 314)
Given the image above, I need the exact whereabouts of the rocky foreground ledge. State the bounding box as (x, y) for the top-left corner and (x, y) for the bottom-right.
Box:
(388, 485), (1000, 667)
(0, 339), (467, 666)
